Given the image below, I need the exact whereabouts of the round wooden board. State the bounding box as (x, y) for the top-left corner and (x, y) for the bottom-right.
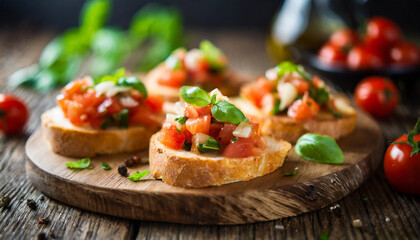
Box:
(26, 111), (383, 225)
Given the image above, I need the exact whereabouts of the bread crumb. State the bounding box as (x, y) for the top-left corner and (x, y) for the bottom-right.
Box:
(352, 219), (362, 228)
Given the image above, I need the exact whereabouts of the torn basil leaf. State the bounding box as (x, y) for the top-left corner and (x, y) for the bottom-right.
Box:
(295, 134), (344, 164)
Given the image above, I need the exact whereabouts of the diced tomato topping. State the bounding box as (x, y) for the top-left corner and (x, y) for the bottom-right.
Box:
(145, 95), (164, 113)
(66, 101), (86, 126)
(157, 68), (187, 88)
(157, 122), (186, 150)
(209, 123), (223, 139)
(312, 76), (324, 88)
(129, 105), (160, 126)
(222, 138), (262, 158)
(261, 93), (275, 114)
(61, 78), (92, 95)
(287, 95), (320, 121)
(195, 105), (212, 117)
(290, 77), (310, 94)
(218, 123), (236, 147)
(241, 77), (273, 107)
(185, 115), (211, 134)
(184, 104), (199, 118)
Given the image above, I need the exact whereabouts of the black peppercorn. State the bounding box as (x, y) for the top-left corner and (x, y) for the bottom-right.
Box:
(118, 165), (128, 176)
(37, 232), (47, 240)
(0, 196), (11, 208)
(124, 155), (141, 167)
(27, 199), (37, 210)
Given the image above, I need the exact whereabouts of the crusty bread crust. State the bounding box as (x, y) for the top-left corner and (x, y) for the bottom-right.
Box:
(232, 98), (357, 143)
(149, 134), (291, 188)
(144, 64), (249, 102)
(42, 107), (160, 158)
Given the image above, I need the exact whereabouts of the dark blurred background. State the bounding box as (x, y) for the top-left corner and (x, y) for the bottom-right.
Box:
(1, 0), (420, 34)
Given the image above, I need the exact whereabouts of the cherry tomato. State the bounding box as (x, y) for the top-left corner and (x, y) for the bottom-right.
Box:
(185, 115), (211, 135)
(157, 122), (186, 150)
(0, 94), (29, 135)
(287, 95), (320, 121)
(384, 134), (420, 194)
(318, 43), (347, 66)
(365, 17), (401, 50)
(390, 42), (420, 67)
(347, 45), (387, 70)
(329, 28), (358, 49)
(354, 76), (399, 118)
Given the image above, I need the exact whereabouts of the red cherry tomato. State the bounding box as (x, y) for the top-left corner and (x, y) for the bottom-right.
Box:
(318, 43), (347, 66)
(390, 42), (420, 67)
(384, 134), (420, 194)
(365, 17), (401, 50)
(347, 45), (387, 70)
(354, 76), (399, 118)
(287, 95), (320, 121)
(0, 94), (29, 135)
(329, 28), (358, 49)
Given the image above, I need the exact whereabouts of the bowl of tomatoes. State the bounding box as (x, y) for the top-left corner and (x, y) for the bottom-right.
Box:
(302, 16), (420, 100)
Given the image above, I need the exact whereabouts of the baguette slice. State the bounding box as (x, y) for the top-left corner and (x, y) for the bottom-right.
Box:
(145, 64), (249, 102)
(42, 107), (160, 158)
(149, 134), (291, 188)
(232, 98), (356, 143)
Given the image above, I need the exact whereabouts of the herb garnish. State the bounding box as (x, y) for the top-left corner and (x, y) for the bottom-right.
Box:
(320, 229), (331, 240)
(175, 115), (187, 125)
(295, 134), (344, 164)
(231, 137), (238, 143)
(197, 136), (220, 152)
(283, 171), (297, 176)
(101, 161), (111, 170)
(392, 117), (420, 156)
(66, 158), (92, 170)
(180, 86), (246, 124)
(127, 170), (150, 182)
(199, 40), (226, 72)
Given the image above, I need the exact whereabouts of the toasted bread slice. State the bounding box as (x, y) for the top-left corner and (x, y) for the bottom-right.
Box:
(149, 134), (291, 188)
(42, 107), (160, 158)
(145, 64), (249, 102)
(232, 98), (356, 143)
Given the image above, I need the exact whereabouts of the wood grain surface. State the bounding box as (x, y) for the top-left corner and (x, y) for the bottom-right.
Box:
(0, 26), (419, 239)
(25, 110), (383, 224)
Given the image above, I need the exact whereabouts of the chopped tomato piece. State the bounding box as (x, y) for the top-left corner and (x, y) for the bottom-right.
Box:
(157, 68), (187, 88)
(223, 138), (262, 158)
(209, 123), (223, 139)
(196, 105), (212, 117)
(184, 104), (199, 118)
(185, 115), (211, 134)
(129, 106), (160, 126)
(241, 77), (272, 107)
(62, 78), (92, 95)
(66, 101), (86, 126)
(157, 122), (186, 150)
(290, 77), (310, 94)
(145, 95), (164, 113)
(312, 76), (323, 88)
(261, 93), (275, 114)
(219, 123), (236, 147)
(287, 95), (320, 121)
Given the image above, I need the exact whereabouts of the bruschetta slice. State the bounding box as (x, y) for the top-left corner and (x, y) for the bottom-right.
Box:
(149, 86), (291, 188)
(42, 68), (164, 157)
(233, 61), (356, 143)
(144, 40), (246, 102)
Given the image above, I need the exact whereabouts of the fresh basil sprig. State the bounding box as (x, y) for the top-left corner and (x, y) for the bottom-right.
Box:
(211, 100), (246, 124)
(295, 134), (344, 164)
(117, 76), (148, 99)
(127, 170), (150, 182)
(199, 40), (226, 71)
(66, 158), (92, 170)
(180, 86), (211, 107)
(180, 86), (246, 124)
(198, 136), (220, 152)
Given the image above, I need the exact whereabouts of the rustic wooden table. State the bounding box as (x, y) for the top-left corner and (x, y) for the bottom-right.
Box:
(0, 27), (419, 239)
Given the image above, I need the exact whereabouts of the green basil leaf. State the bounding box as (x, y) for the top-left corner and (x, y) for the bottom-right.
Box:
(80, 0), (110, 39)
(8, 64), (39, 88)
(275, 61), (299, 78)
(127, 170), (150, 182)
(199, 40), (226, 71)
(197, 136), (220, 152)
(231, 137), (238, 143)
(320, 229), (331, 240)
(210, 94), (217, 104)
(115, 109), (129, 128)
(117, 76), (148, 99)
(295, 133), (344, 164)
(180, 86), (211, 107)
(272, 97), (281, 115)
(95, 67), (126, 84)
(101, 161), (111, 170)
(66, 158), (91, 170)
(211, 100), (246, 124)
(283, 171), (297, 176)
(310, 87), (330, 105)
(174, 115), (187, 125)
(165, 54), (182, 70)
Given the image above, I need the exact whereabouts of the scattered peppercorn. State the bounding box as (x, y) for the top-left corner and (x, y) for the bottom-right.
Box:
(38, 217), (49, 225)
(118, 165), (128, 176)
(124, 155), (141, 167)
(39, 196), (45, 202)
(0, 196), (11, 208)
(27, 199), (37, 210)
(37, 232), (47, 240)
